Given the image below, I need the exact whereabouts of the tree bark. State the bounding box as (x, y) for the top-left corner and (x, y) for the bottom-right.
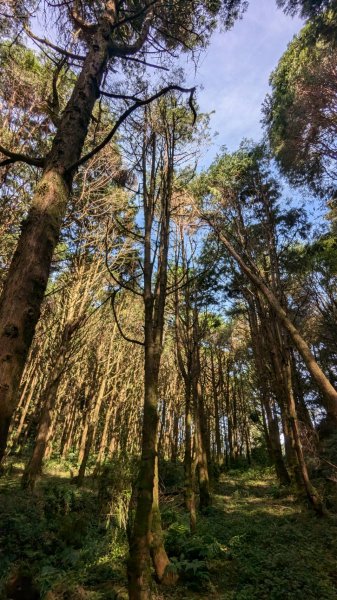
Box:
(0, 27), (113, 459)
(128, 121), (173, 599)
(211, 350), (222, 462)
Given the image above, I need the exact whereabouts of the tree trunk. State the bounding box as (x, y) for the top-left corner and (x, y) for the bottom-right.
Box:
(184, 384), (197, 532)
(128, 338), (162, 599)
(150, 455), (177, 584)
(21, 392), (54, 490)
(0, 26), (112, 460)
(265, 397), (290, 485)
(211, 351), (222, 462)
(77, 424), (94, 487)
(193, 358), (211, 509)
(283, 358), (326, 513)
(212, 226), (337, 424)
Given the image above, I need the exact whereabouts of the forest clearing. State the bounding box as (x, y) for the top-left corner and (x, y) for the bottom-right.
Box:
(1, 0), (337, 599)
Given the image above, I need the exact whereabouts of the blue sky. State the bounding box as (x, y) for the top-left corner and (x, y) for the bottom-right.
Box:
(184, 0), (303, 166)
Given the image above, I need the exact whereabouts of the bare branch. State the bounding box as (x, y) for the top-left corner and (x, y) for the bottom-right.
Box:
(0, 145), (44, 168)
(25, 27), (86, 61)
(69, 85), (197, 172)
(109, 4), (153, 57)
(119, 55), (169, 71)
(100, 91), (144, 102)
(110, 291), (144, 346)
(112, 0), (159, 30)
(46, 57), (67, 127)
(69, 6), (97, 35)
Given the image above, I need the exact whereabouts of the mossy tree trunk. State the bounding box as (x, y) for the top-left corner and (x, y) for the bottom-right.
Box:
(128, 111), (176, 598)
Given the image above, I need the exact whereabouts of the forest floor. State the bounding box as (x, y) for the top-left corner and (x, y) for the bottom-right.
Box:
(1, 464), (337, 600)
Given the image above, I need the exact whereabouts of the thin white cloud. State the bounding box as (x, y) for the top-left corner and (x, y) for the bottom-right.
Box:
(184, 0), (303, 165)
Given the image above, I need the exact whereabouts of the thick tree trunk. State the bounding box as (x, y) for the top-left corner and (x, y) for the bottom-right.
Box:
(0, 28), (112, 459)
(150, 455), (177, 584)
(0, 172), (68, 460)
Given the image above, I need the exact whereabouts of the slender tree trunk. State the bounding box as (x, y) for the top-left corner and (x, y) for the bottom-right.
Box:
(128, 121), (174, 597)
(171, 412), (179, 463)
(10, 371), (39, 453)
(21, 392), (54, 490)
(211, 226), (337, 424)
(77, 369), (107, 484)
(184, 384), (197, 531)
(77, 424), (94, 486)
(211, 351), (222, 462)
(60, 402), (77, 459)
(97, 403), (116, 465)
(193, 338), (211, 509)
(282, 358), (325, 514)
(44, 396), (61, 460)
(265, 397), (290, 485)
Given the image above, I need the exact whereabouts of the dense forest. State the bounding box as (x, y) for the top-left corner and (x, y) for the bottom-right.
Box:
(1, 1), (337, 599)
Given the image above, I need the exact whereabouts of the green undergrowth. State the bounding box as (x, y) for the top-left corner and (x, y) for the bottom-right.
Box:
(1, 464), (337, 599)
(160, 467), (337, 600)
(0, 460), (131, 599)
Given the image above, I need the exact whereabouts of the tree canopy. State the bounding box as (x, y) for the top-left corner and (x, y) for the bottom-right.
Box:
(264, 14), (337, 192)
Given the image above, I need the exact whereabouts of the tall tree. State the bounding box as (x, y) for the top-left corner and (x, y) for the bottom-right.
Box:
(195, 143), (337, 427)
(109, 93), (199, 598)
(0, 0), (246, 458)
(264, 16), (337, 192)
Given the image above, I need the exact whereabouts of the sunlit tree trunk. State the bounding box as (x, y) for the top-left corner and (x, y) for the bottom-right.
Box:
(0, 3), (153, 459)
(192, 313), (211, 510)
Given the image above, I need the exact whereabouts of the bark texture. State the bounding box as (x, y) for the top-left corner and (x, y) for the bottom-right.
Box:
(0, 28), (112, 458)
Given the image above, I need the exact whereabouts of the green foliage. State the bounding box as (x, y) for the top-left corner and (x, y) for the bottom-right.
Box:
(1, 466), (337, 598)
(164, 520), (226, 590)
(159, 459), (185, 491)
(264, 13), (337, 191)
(168, 557), (210, 589)
(0, 467), (128, 598)
(277, 0), (335, 17)
(195, 469), (337, 600)
(97, 455), (138, 531)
